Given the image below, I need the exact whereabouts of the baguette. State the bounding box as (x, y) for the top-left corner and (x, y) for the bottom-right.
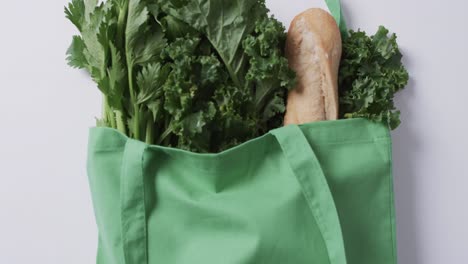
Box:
(284, 8), (342, 125)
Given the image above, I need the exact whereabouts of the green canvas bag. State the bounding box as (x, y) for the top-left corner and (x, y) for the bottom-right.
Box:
(86, 1), (397, 264)
(88, 119), (396, 264)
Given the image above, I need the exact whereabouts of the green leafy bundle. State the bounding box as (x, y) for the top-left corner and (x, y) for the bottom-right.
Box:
(65, 0), (295, 152)
(338, 26), (409, 129)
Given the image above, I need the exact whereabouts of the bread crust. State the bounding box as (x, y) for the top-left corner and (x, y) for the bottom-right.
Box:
(284, 8), (342, 125)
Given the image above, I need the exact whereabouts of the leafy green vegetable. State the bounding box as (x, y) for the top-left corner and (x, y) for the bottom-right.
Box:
(65, 0), (295, 152)
(338, 26), (409, 129)
(243, 16), (295, 130)
(66, 36), (88, 68)
(160, 0), (265, 87)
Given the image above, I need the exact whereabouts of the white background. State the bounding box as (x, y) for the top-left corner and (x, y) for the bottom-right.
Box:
(0, 0), (467, 263)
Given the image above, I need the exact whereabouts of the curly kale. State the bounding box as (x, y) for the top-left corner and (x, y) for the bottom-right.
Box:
(339, 26), (409, 129)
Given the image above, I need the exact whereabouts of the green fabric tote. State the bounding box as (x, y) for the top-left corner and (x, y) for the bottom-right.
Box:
(87, 119), (396, 264)
(86, 1), (397, 263)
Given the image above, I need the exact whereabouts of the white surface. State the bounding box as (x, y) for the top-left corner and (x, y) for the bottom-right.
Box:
(0, 0), (466, 263)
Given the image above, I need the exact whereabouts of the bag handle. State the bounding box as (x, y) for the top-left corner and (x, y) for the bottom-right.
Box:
(324, 0), (348, 37)
(270, 125), (347, 264)
(120, 138), (148, 264)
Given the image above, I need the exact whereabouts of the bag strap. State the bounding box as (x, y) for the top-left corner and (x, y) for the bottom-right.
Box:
(120, 138), (148, 264)
(270, 125), (347, 264)
(324, 0), (348, 37)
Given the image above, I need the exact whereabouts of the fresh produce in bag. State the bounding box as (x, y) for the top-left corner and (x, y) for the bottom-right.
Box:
(66, 0), (295, 152)
(66, 0), (409, 263)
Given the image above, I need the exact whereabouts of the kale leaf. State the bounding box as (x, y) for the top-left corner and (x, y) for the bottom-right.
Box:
(339, 26), (409, 129)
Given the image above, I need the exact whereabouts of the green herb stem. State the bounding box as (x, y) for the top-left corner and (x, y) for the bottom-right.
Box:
(101, 96), (108, 125)
(128, 67), (140, 139)
(104, 96), (116, 129)
(109, 111), (116, 129)
(157, 126), (173, 145)
(116, 1), (128, 51)
(145, 118), (153, 144)
(115, 110), (127, 134)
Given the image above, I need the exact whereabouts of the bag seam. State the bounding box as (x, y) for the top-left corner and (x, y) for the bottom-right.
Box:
(120, 141), (130, 264)
(387, 135), (397, 263)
